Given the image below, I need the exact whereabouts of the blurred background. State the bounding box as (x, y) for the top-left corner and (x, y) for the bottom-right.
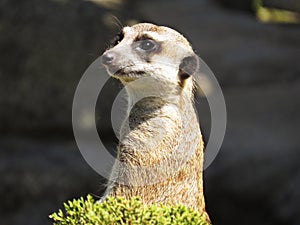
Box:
(0, 0), (300, 224)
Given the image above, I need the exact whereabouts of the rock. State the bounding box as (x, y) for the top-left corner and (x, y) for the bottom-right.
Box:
(0, 0), (136, 134)
(0, 137), (103, 225)
(205, 80), (300, 225)
(214, 0), (254, 12)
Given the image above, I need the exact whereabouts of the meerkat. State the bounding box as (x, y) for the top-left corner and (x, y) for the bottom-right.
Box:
(101, 23), (210, 222)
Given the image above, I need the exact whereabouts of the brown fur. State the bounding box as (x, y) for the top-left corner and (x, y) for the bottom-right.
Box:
(102, 23), (210, 222)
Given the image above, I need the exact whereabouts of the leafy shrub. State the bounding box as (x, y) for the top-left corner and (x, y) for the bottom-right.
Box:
(50, 195), (211, 225)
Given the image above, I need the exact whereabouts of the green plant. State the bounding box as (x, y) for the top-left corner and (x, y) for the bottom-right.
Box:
(50, 195), (211, 225)
(253, 0), (300, 23)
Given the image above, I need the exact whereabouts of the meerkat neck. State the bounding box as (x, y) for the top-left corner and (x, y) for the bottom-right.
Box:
(123, 77), (194, 108)
(119, 80), (200, 174)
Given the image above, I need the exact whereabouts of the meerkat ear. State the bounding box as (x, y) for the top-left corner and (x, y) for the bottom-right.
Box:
(178, 55), (199, 84)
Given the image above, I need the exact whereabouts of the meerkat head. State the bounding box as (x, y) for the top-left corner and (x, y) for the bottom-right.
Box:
(101, 23), (199, 97)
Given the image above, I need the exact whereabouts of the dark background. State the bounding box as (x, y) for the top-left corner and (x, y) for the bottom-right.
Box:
(1, 0), (300, 224)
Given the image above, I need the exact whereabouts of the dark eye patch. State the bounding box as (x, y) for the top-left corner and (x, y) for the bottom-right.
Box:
(134, 33), (153, 42)
(132, 34), (161, 62)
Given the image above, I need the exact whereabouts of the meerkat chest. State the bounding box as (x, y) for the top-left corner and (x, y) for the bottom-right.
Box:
(118, 97), (183, 164)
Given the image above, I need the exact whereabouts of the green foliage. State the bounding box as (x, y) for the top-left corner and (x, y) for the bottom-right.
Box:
(253, 0), (300, 23)
(50, 195), (211, 225)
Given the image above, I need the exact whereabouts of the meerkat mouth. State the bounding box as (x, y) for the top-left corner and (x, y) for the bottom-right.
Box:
(111, 67), (146, 82)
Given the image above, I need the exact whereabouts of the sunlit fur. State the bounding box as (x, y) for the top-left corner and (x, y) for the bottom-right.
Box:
(101, 23), (210, 222)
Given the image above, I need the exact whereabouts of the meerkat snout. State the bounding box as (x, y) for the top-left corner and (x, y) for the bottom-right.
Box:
(101, 51), (117, 65)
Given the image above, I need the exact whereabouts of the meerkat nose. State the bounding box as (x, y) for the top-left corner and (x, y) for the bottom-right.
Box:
(101, 51), (116, 65)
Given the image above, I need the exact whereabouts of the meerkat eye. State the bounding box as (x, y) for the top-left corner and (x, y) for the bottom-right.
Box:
(137, 39), (157, 51)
